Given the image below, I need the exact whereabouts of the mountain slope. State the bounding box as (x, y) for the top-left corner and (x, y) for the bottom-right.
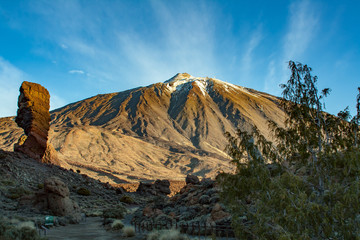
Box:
(0, 73), (285, 183)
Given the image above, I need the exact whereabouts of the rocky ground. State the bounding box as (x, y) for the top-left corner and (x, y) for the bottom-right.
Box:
(0, 149), (130, 219)
(132, 175), (233, 237)
(0, 149), (233, 239)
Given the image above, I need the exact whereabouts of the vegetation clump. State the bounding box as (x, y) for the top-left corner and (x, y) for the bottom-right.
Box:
(103, 205), (126, 219)
(122, 225), (136, 237)
(120, 195), (134, 204)
(110, 220), (124, 230)
(147, 229), (189, 240)
(219, 61), (360, 239)
(6, 186), (31, 199)
(76, 187), (91, 196)
(0, 218), (45, 240)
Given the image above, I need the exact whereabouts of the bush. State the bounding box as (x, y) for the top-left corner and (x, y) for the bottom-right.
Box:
(122, 225), (135, 237)
(111, 220), (124, 230)
(7, 186), (31, 199)
(147, 229), (189, 240)
(120, 195), (134, 204)
(37, 184), (44, 189)
(0, 179), (14, 186)
(0, 218), (45, 240)
(103, 206), (126, 219)
(77, 187), (91, 196)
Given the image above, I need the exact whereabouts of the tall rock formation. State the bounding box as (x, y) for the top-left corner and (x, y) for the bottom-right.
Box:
(14, 81), (59, 164)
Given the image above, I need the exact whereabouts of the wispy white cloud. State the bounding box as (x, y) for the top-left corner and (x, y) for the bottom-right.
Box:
(0, 57), (25, 117)
(50, 94), (66, 110)
(60, 43), (68, 49)
(69, 69), (85, 74)
(115, 1), (219, 84)
(240, 26), (263, 82)
(284, 0), (319, 60)
(264, 0), (320, 94)
(264, 59), (276, 93)
(11, 1), (221, 92)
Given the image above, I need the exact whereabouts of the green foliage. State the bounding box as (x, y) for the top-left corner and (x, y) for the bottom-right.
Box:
(7, 186), (31, 200)
(122, 225), (136, 237)
(147, 229), (189, 240)
(110, 220), (124, 230)
(219, 61), (360, 239)
(0, 179), (15, 186)
(103, 205), (126, 219)
(120, 195), (134, 204)
(0, 218), (45, 240)
(76, 187), (91, 196)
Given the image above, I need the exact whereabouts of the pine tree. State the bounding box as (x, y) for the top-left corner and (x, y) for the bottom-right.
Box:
(218, 61), (360, 239)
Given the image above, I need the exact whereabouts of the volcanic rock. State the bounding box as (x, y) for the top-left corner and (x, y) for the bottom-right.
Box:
(14, 81), (59, 164)
(154, 179), (171, 195)
(132, 178), (231, 228)
(21, 177), (81, 222)
(186, 174), (200, 185)
(136, 179), (171, 196)
(211, 203), (231, 222)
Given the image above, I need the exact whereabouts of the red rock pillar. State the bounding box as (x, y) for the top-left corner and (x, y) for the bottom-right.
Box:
(14, 81), (59, 164)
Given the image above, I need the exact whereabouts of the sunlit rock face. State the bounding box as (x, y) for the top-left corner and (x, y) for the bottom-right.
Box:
(14, 81), (59, 165)
(1, 74), (286, 183)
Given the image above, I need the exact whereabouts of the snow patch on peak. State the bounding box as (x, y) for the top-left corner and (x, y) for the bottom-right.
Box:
(194, 80), (208, 96)
(164, 73), (211, 95)
(211, 79), (260, 98)
(163, 73), (260, 98)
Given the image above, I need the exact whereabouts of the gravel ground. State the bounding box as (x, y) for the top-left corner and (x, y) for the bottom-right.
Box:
(45, 217), (145, 240)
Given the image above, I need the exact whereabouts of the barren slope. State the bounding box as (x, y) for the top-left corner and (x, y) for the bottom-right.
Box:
(0, 74), (285, 183)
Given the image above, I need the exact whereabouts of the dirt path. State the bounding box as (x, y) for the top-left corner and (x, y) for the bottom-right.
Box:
(45, 217), (144, 240)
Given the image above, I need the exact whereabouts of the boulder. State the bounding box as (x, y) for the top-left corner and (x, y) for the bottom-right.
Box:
(199, 195), (210, 204)
(20, 177), (81, 222)
(186, 174), (200, 185)
(44, 177), (70, 198)
(210, 203), (230, 222)
(14, 81), (59, 165)
(136, 180), (170, 196)
(154, 180), (171, 195)
(136, 182), (156, 195)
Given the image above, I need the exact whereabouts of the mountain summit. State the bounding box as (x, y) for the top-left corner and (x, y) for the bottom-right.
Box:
(0, 75), (285, 183)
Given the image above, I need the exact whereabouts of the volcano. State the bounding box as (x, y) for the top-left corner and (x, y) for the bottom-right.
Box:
(0, 73), (285, 183)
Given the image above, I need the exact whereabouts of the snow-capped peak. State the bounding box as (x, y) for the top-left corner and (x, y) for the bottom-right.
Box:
(164, 73), (211, 96)
(164, 73), (261, 98)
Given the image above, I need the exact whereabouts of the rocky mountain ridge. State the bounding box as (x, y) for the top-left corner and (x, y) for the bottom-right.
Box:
(0, 73), (286, 183)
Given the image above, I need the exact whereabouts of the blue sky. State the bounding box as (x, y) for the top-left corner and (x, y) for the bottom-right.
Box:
(0, 0), (359, 118)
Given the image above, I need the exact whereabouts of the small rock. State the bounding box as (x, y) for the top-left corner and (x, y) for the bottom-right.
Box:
(199, 195), (210, 204)
(186, 174), (200, 185)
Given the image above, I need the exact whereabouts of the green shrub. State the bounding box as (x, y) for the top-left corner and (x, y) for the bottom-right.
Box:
(7, 186), (31, 199)
(37, 184), (44, 189)
(122, 225), (135, 237)
(77, 187), (91, 196)
(120, 195), (134, 204)
(0, 218), (45, 240)
(111, 220), (124, 230)
(103, 206), (126, 219)
(147, 229), (189, 240)
(0, 179), (14, 186)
